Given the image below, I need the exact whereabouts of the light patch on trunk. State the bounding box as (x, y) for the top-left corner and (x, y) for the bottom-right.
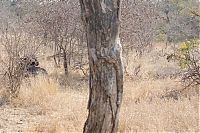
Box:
(115, 37), (122, 53)
(101, 0), (112, 13)
(101, 0), (106, 13)
(111, 37), (122, 58)
(101, 47), (109, 57)
(89, 48), (97, 63)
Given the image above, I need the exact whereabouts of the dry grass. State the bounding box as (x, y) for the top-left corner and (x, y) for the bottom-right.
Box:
(0, 75), (88, 132)
(120, 96), (199, 132)
(13, 77), (59, 108)
(0, 44), (199, 132)
(120, 79), (199, 132)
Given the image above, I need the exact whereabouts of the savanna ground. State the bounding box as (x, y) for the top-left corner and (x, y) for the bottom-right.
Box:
(0, 43), (199, 132)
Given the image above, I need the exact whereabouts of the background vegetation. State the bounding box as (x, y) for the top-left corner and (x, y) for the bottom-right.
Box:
(0, 0), (199, 132)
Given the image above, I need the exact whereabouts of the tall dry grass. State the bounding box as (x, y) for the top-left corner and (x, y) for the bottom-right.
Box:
(119, 79), (199, 132)
(0, 44), (199, 132)
(3, 73), (197, 132)
(0, 75), (88, 132)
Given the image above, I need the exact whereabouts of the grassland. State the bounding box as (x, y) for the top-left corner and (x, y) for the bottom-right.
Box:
(0, 44), (199, 132)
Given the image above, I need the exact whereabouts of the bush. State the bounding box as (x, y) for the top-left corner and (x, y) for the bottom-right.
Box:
(167, 39), (200, 87)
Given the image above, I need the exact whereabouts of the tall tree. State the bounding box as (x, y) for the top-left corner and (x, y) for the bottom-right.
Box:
(79, 0), (124, 132)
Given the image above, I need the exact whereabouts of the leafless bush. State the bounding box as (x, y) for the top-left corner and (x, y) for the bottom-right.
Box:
(23, 0), (87, 76)
(121, 0), (159, 56)
(156, 0), (199, 44)
(0, 22), (43, 98)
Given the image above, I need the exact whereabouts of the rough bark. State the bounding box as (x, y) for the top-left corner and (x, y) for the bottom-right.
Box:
(79, 0), (124, 133)
(63, 51), (68, 76)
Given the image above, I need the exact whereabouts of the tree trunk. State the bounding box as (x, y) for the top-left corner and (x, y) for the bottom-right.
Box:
(79, 0), (124, 133)
(63, 51), (68, 76)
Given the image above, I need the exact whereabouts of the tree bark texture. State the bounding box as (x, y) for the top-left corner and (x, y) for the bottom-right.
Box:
(79, 0), (124, 133)
(63, 51), (68, 76)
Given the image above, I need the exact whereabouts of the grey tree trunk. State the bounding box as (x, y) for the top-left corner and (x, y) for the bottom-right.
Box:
(79, 0), (124, 133)
(63, 51), (68, 76)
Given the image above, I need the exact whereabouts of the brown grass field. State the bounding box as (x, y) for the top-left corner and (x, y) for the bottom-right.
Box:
(0, 44), (199, 132)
